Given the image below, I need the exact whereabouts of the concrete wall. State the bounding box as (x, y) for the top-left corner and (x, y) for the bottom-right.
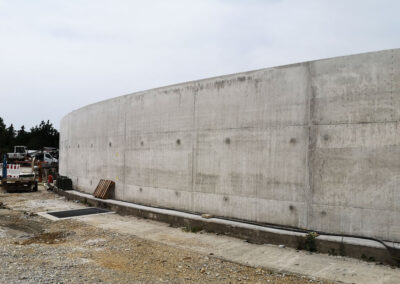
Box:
(60, 49), (400, 242)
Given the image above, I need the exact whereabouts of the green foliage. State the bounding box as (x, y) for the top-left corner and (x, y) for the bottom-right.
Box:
(304, 232), (318, 252)
(181, 226), (203, 233)
(361, 254), (376, 262)
(0, 117), (59, 157)
(339, 241), (346, 256)
(27, 120), (59, 149)
(328, 248), (337, 256)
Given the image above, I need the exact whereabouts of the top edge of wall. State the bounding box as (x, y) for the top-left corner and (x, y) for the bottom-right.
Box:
(62, 47), (399, 121)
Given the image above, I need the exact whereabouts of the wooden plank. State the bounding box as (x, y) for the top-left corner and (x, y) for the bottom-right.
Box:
(105, 180), (114, 199)
(104, 180), (113, 198)
(94, 180), (100, 196)
(100, 180), (108, 198)
(103, 180), (110, 197)
(94, 179), (103, 197)
(95, 179), (103, 193)
(97, 179), (105, 196)
(99, 179), (106, 196)
(99, 179), (105, 197)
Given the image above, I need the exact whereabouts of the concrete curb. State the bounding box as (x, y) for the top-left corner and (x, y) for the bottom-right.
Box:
(53, 188), (398, 266)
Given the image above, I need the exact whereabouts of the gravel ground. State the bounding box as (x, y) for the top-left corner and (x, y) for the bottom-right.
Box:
(0, 187), (334, 283)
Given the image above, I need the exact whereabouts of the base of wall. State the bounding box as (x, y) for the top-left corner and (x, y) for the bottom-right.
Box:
(53, 187), (399, 266)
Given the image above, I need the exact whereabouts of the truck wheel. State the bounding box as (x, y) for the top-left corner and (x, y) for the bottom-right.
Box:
(30, 181), (38, 192)
(4, 184), (11, 193)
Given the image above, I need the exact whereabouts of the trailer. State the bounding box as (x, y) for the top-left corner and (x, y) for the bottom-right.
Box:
(1, 155), (37, 192)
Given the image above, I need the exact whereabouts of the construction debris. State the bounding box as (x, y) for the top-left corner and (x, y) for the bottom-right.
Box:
(56, 176), (72, 191)
(201, 213), (213, 219)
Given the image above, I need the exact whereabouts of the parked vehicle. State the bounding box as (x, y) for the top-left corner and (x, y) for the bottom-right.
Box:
(7, 146), (29, 160)
(34, 152), (58, 165)
(1, 156), (37, 192)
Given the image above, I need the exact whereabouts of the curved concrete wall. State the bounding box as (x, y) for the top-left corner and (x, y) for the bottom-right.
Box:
(60, 49), (400, 242)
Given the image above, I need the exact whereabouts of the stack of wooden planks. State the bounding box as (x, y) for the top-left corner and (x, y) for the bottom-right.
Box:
(93, 179), (115, 199)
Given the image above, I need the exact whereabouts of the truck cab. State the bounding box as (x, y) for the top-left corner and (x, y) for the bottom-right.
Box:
(7, 146), (28, 160)
(34, 152), (58, 164)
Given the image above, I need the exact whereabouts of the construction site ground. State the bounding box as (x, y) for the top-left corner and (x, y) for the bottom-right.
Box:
(0, 186), (399, 284)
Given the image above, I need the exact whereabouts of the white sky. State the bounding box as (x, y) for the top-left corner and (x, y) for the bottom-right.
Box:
(0, 0), (399, 130)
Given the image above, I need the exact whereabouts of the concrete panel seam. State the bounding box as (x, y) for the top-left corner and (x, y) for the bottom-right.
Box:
(305, 61), (316, 228)
(191, 89), (198, 211)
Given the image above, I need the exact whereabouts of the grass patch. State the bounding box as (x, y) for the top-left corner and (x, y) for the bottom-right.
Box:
(181, 226), (203, 233)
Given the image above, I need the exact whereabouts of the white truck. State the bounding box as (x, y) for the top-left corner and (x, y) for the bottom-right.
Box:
(7, 146), (29, 160)
(33, 151), (58, 165)
(1, 159), (38, 192)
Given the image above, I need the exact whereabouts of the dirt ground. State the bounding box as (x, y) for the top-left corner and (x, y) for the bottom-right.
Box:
(0, 186), (334, 283)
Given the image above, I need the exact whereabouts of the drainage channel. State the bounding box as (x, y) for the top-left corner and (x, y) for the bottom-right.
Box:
(39, 207), (113, 220)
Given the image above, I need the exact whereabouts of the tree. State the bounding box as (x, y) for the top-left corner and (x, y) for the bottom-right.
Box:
(0, 117), (59, 157)
(7, 124), (15, 139)
(0, 117), (5, 133)
(28, 120), (59, 149)
(5, 124), (15, 148)
(15, 125), (29, 146)
(0, 118), (7, 157)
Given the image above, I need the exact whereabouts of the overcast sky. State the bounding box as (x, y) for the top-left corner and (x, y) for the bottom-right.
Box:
(0, 0), (399, 130)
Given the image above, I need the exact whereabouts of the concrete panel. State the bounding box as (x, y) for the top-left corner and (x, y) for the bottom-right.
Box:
(123, 184), (193, 213)
(389, 211), (400, 241)
(195, 127), (307, 202)
(311, 49), (400, 124)
(312, 123), (400, 209)
(256, 199), (308, 228)
(309, 204), (397, 241)
(59, 115), (70, 177)
(125, 87), (195, 134)
(192, 192), (259, 221)
(195, 64), (309, 130)
(123, 130), (193, 187)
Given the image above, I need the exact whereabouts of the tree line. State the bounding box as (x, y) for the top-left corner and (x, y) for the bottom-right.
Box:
(0, 117), (59, 157)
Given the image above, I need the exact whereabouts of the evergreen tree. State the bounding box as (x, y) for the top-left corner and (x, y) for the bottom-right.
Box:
(0, 117), (59, 157)
(16, 125), (29, 146)
(0, 118), (7, 157)
(0, 117), (5, 133)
